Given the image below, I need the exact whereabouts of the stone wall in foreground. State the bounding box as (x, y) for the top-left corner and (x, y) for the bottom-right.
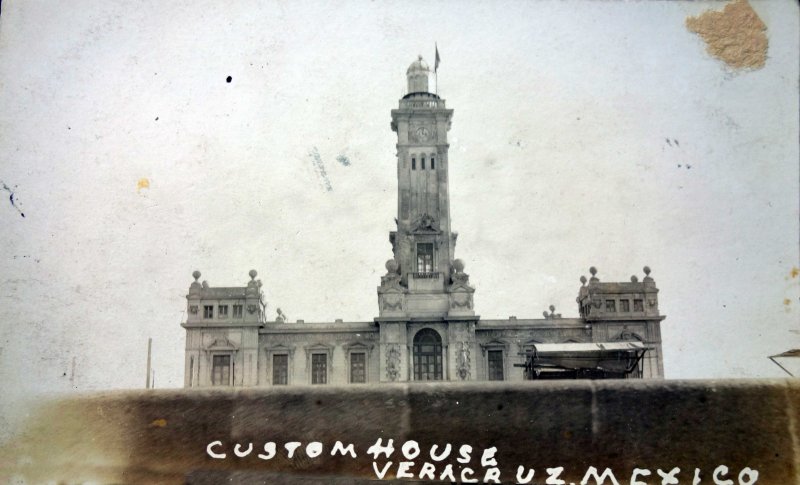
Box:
(1, 379), (798, 484)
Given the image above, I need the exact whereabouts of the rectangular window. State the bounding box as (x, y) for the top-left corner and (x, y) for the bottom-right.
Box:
(350, 352), (366, 383)
(421, 157), (426, 169)
(620, 300), (630, 312)
(605, 300), (616, 312)
(311, 353), (327, 384)
(232, 304), (243, 318)
(417, 243), (434, 273)
(203, 305), (214, 319)
(412, 158), (416, 170)
(189, 356), (194, 387)
(634, 299), (644, 312)
(272, 354), (288, 385)
(487, 350), (504, 381)
(431, 157), (435, 169)
(211, 355), (231, 386)
(218, 305), (228, 318)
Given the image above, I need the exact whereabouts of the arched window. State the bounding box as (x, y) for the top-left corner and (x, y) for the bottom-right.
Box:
(430, 155), (435, 170)
(412, 157), (416, 170)
(413, 329), (443, 381)
(421, 157), (426, 170)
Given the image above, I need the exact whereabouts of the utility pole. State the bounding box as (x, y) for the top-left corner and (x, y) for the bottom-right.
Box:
(146, 338), (152, 389)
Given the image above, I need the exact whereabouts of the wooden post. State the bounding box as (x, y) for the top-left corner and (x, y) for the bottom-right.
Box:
(146, 338), (152, 389)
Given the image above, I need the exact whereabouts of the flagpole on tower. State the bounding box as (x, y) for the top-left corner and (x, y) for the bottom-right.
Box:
(434, 43), (440, 96)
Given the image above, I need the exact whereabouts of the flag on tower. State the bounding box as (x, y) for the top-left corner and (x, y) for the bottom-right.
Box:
(435, 44), (441, 72)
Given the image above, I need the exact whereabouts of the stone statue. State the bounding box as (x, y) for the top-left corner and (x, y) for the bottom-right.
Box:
(456, 342), (471, 380)
(386, 345), (401, 381)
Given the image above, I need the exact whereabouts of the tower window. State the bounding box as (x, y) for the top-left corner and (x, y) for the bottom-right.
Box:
(605, 300), (616, 312)
(203, 305), (213, 319)
(620, 300), (630, 312)
(412, 158), (416, 170)
(421, 157), (426, 170)
(431, 156), (435, 169)
(417, 243), (434, 273)
(218, 305), (228, 318)
(634, 299), (644, 312)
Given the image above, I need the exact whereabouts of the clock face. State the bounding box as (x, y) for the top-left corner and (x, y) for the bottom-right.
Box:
(415, 126), (430, 142)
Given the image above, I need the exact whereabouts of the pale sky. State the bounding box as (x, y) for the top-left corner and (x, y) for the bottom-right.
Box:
(0, 0), (798, 432)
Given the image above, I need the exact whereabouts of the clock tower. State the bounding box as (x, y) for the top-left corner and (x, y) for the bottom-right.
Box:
(377, 56), (475, 321)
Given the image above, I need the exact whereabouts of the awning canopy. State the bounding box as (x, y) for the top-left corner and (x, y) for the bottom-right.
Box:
(770, 349), (800, 358)
(519, 341), (650, 374)
(532, 342), (647, 353)
(769, 349), (800, 377)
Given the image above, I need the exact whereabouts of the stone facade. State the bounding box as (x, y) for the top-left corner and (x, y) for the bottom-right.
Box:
(181, 57), (666, 387)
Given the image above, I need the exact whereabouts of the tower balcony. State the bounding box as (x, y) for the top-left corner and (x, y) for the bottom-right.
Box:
(408, 271), (443, 292)
(411, 271), (440, 279)
(399, 92), (446, 110)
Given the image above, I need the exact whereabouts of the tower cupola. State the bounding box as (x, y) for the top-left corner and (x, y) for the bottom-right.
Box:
(406, 55), (430, 94)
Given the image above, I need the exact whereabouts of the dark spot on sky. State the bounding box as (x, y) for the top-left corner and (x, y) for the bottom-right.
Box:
(336, 154), (351, 167)
(155, 116), (159, 121)
(309, 147), (333, 192)
(1, 180), (25, 218)
(226, 76), (232, 83)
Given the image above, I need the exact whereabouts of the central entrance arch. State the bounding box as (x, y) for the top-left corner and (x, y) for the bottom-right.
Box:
(413, 328), (443, 381)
